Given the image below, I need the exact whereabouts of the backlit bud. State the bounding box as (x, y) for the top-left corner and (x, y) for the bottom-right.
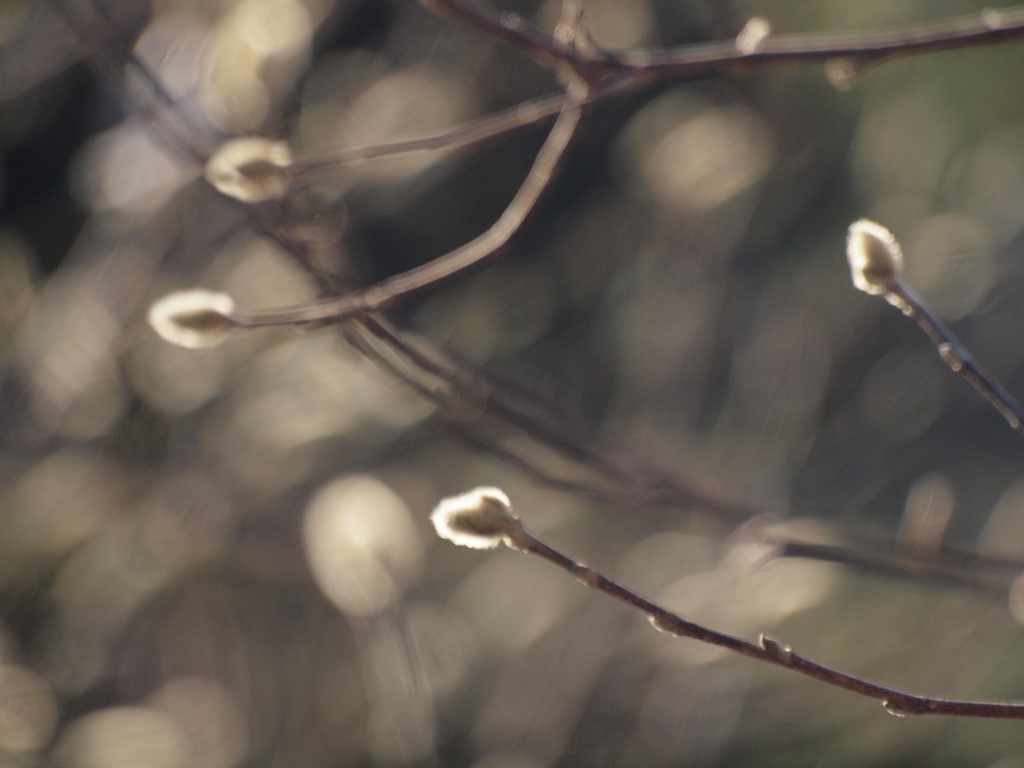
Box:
(431, 487), (518, 550)
(846, 218), (904, 295)
(147, 289), (237, 349)
(205, 137), (293, 203)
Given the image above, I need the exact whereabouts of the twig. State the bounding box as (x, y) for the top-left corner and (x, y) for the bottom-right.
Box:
(424, 0), (1024, 82)
(773, 535), (1024, 594)
(432, 488), (1024, 720)
(221, 2), (1024, 330)
(420, 0), (618, 82)
(116, 0), (1024, 593)
(846, 219), (1024, 432)
(618, 7), (1024, 76)
(231, 78), (587, 329)
(354, 317), (1024, 596)
(289, 92), (570, 176)
(294, 2), (1024, 178)
(46, 0), (212, 164)
(889, 283), (1024, 430)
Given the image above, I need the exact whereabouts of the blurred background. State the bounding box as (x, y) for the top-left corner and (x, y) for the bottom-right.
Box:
(4, 0), (1024, 765)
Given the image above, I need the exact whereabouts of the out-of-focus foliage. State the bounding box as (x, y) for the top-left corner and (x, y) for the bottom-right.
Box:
(3, 1), (1024, 766)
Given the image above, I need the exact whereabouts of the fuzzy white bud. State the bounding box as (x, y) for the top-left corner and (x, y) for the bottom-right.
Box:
(147, 289), (237, 349)
(431, 487), (519, 550)
(205, 137), (293, 203)
(846, 218), (904, 295)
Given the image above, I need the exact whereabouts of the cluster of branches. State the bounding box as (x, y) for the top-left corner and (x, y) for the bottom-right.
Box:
(54, 0), (1024, 724)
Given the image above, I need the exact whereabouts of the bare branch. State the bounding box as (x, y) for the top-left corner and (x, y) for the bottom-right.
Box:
(425, 0), (1024, 83)
(890, 283), (1024, 431)
(290, 92), (570, 176)
(297, 3), (1024, 179)
(102, 0), (1024, 659)
(46, 0), (213, 163)
(231, 78), (587, 328)
(419, 0), (618, 82)
(617, 7), (1024, 77)
(846, 219), (1024, 433)
(354, 311), (1024, 597)
(434, 489), (1024, 720)
(770, 532), (1024, 595)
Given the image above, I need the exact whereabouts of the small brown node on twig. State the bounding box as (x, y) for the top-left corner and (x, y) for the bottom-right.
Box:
(648, 614), (681, 635)
(881, 698), (919, 718)
(937, 342), (964, 372)
(758, 633), (793, 661)
(571, 563), (601, 588)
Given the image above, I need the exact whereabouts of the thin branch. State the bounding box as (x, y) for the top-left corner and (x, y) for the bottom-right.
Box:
(112, 0), (1024, 600)
(888, 281), (1024, 431)
(294, 3), (1024, 178)
(617, 7), (1024, 76)
(230, 2), (1024, 330)
(846, 219), (1024, 433)
(424, 0), (1024, 83)
(289, 92), (570, 176)
(232, 78), (587, 329)
(46, 0), (212, 164)
(354, 310), (1024, 597)
(772, 534), (1024, 594)
(434, 489), (1024, 720)
(350, 311), (768, 528)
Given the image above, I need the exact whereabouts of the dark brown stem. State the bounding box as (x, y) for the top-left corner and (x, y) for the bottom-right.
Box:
(248, 3), (1024, 330)
(290, 92), (569, 176)
(234, 79), (587, 328)
(886, 280), (1024, 431)
(616, 8), (1024, 75)
(501, 519), (1024, 719)
(299, 3), (1024, 179)
(356, 315), (1024, 597)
